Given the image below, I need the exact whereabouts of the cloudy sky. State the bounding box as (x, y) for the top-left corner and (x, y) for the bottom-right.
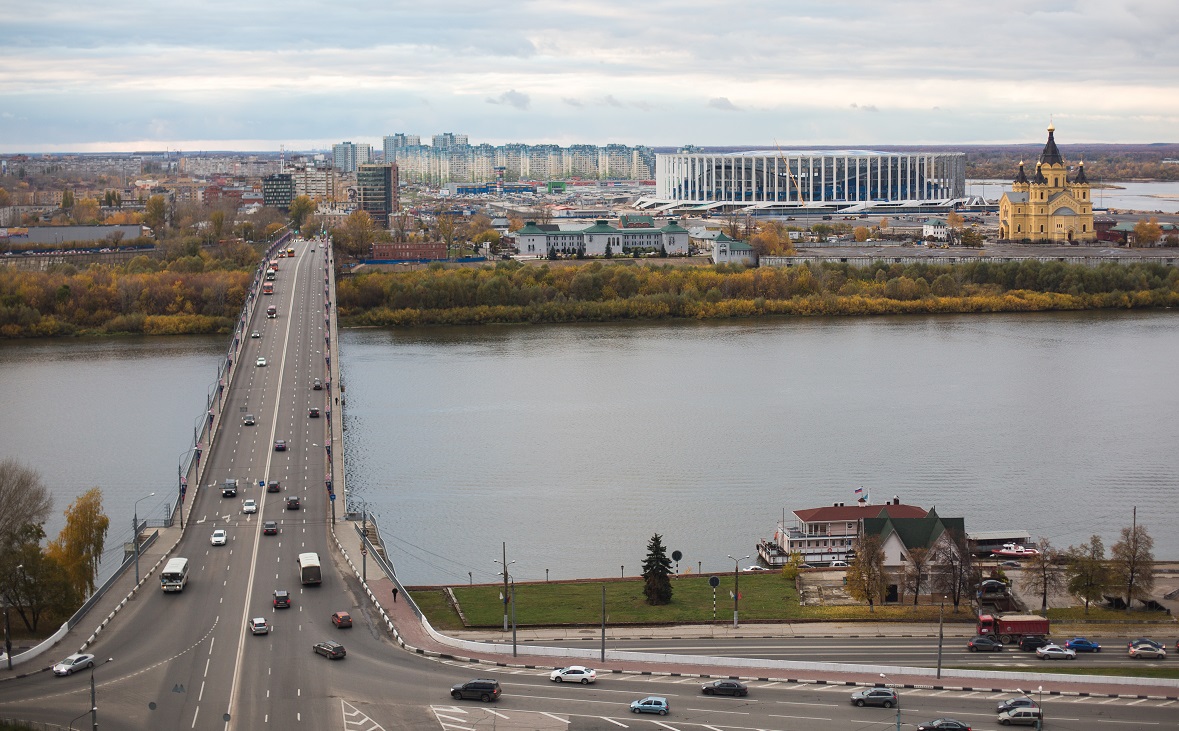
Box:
(2, 0), (1177, 153)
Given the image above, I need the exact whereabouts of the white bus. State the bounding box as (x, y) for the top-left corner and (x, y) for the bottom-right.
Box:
(297, 553), (321, 585)
(161, 557), (190, 592)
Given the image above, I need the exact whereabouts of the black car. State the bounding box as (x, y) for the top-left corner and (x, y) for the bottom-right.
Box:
(451, 679), (501, 702)
(262, 520), (278, 535)
(997, 697), (1038, 714)
(1019, 635), (1050, 652)
(968, 636), (1004, 652)
(286, 496), (300, 510)
(267, 480), (280, 492)
(273, 590), (291, 608)
(313, 640), (346, 660)
(701, 680), (748, 697)
(917, 720), (972, 731)
(309, 407), (320, 418)
(274, 439), (286, 452)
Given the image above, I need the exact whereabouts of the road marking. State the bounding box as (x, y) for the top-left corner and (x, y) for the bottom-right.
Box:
(598, 718), (628, 728)
(198, 681), (205, 701)
(767, 713), (831, 721)
(651, 722), (680, 730)
(191, 705), (199, 728)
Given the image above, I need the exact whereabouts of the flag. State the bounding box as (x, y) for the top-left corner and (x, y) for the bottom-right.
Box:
(854, 487), (863, 494)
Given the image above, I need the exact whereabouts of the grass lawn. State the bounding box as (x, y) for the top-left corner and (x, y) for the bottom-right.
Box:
(447, 575), (977, 627)
(988, 665), (1179, 680)
(407, 588), (465, 632)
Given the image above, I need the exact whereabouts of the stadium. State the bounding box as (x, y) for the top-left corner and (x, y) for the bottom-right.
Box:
(639, 150), (970, 216)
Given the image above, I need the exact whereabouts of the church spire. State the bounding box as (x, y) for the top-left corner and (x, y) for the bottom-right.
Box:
(1032, 163), (1047, 185)
(1073, 160), (1089, 184)
(1013, 160), (1029, 184)
(1040, 123), (1063, 166)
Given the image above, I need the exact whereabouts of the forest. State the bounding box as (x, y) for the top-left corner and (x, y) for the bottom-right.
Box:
(335, 259), (1179, 328)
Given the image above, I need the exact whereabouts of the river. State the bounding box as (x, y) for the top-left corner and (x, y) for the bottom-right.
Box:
(967, 179), (1179, 214)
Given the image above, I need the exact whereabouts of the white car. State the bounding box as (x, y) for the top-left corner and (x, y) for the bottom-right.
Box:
(249, 617), (269, 635)
(53, 653), (95, 676)
(210, 529), (227, 546)
(830, 560), (849, 567)
(250, 331), (260, 338)
(550, 665), (596, 684)
(256, 357), (267, 367)
(242, 499), (258, 514)
(1035, 644), (1076, 660)
(742, 565), (769, 572)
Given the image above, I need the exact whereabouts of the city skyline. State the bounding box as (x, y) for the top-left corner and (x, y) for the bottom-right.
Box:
(2, 1), (1177, 153)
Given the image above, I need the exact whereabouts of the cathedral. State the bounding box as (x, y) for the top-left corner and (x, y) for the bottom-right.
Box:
(999, 125), (1096, 243)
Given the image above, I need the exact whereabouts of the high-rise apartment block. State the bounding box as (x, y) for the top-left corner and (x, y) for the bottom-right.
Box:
(290, 160), (340, 203)
(262, 173), (295, 209)
(332, 141), (373, 173)
(357, 163), (398, 228)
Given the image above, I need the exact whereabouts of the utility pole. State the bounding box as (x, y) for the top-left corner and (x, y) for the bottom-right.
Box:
(727, 554), (749, 628)
(493, 543), (514, 632)
(936, 594), (946, 679)
(600, 584), (606, 662)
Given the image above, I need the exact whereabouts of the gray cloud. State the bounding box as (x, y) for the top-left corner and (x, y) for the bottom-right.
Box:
(850, 103), (879, 112)
(708, 97), (741, 112)
(486, 90), (530, 110)
(562, 97), (583, 107)
(602, 95), (624, 108)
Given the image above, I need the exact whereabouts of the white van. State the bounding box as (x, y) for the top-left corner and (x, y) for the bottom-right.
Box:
(998, 707), (1043, 726)
(161, 557), (189, 592)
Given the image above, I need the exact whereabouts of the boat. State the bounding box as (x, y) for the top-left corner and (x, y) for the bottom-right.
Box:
(991, 543), (1040, 558)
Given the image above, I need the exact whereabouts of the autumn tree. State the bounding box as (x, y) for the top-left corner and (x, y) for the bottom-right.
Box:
(1111, 522), (1155, 610)
(144, 195), (168, 234)
(0, 524), (77, 632)
(288, 195), (314, 232)
(73, 197), (100, 224)
(845, 534), (888, 612)
(46, 487), (110, 597)
(902, 546), (931, 605)
(1065, 535), (1111, 614)
(946, 211), (963, 231)
(1020, 538), (1066, 614)
(0, 458), (53, 551)
(931, 530), (976, 612)
(60, 189), (75, 210)
(853, 226), (870, 242)
(434, 213), (464, 258)
(1133, 217), (1163, 246)
(334, 210), (376, 260)
(641, 533), (673, 605)
(0, 187), (11, 208)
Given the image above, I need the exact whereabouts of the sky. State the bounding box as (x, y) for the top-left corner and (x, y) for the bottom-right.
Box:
(2, 0), (1177, 153)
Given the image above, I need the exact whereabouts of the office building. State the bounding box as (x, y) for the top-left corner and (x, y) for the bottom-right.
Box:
(357, 163), (398, 227)
(262, 173), (295, 209)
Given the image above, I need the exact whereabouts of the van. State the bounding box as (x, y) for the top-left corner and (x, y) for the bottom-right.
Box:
(998, 707), (1043, 726)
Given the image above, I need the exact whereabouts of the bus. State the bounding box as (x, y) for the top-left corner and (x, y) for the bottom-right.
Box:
(161, 557), (189, 592)
(298, 553), (321, 585)
(286, 247), (295, 257)
(262, 282), (274, 295)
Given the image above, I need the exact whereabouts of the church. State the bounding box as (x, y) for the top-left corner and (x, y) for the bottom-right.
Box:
(999, 125), (1096, 243)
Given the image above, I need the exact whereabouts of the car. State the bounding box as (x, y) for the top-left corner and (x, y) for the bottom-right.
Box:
(998, 708), (1043, 726)
(267, 479), (280, 492)
(1129, 642), (1167, 659)
(313, 640), (346, 659)
(331, 611), (352, 628)
(286, 496), (300, 510)
(309, 407), (320, 418)
(550, 665), (596, 684)
(249, 617), (269, 635)
(917, 720), (972, 731)
(1065, 637), (1101, 652)
(742, 565), (768, 572)
(997, 697), (1038, 714)
(978, 579), (1008, 594)
(1018, 635), (1050, 652)
(450, 679), (501, 702)
(850, 687), (899, 708)
(313, 378), (323, 390)
(702, 679), (748, 696)
(630, 696), (669, 715)
(798, 563), (815, 569)
(968, 636), (1004, 652)
(1128, 637), (1163, 650)
(999, 560), (1021, 568)
(273, 439), (286, 451)
(262, 520), (278, 535)
(256, 357), (266, 367)
(242, 499), (257, 514)
(52, 653), (95, 676)
(829, 560), (849, 567)
(250, 331), (260, 338)
(210, 529), (227, 546)
(273, 590), (291, 608)
(242, 413), (256, 426)
(1035, 643), (1076, 660)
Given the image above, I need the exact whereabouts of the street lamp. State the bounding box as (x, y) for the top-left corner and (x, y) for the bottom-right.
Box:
(492, 542), (515, 632)
(3, 564), (19, 670)
(880, 673), (901, 731)
(1037, 685), (1043, 731)
(936, 594), (947, 679)
(726, 554), (750, 628)
(77, 657), (113, 731)
(133, 492), (155, 586)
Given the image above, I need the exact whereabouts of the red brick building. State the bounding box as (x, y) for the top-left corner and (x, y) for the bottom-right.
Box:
(370, 242), (447, 261)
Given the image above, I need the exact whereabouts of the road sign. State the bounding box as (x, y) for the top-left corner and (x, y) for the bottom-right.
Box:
(361, 547), (367, 556)
(708, 575), (720, 588)
(329, 493), (336, 501)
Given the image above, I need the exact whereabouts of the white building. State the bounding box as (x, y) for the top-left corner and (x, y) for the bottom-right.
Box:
(711, 232), (756, 266)
(922, 218), (949, 241)
(514, 217), (690, 257)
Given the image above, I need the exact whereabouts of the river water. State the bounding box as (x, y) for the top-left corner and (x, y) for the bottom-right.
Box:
(339, 312), (1179, 586)
(968, 179), (1179, 214)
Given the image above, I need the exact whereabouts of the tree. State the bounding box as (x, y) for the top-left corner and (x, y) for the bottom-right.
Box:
(73, 197), (100, 224)
(780, 552), (806, 581)
(960, 227), (984, 247)
(1065, 535), (1111, 614)
(0, 524), (77, 632)
(845, 534), (888, 612)
(947, 211), (963, 231)
(853, 226), (870, 242)
(209, 209), (228, 243)
(46, 487), (110, 597)
(0, 187), (11, 208)
(1133, 217), (1163, 246)
(1111, 522), (1155, 610)
(434, 213), (463, 258)
(0, 457), (53, 550)
(931, 530), (976, 611)
(902, 546), (930, 606)
(289, 195), (314, 232)
(60, 189), (75, 210)
(144, 195), (168, 234)
(1020, 537), (1066, 614)
(641, 533), (673, 605)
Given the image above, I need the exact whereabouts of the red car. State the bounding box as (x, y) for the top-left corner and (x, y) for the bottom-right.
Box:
(331, 611), (352, 628)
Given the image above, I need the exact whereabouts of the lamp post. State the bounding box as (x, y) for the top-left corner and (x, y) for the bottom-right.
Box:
(726, 554), (750, 628)
(492, 543), (514, 632)
(936, 594), (946, 679)
(1036, 685), (1043, 731)
(2, 564), (18, 670)
(509, 576), (517, 657)
(177, 447), (196, 529)
(87, 657), (113, 730)
(880, 673), (900, 731)
(133, 492), (155, 586)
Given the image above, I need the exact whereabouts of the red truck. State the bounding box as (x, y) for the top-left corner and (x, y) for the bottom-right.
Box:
(977, 613), (1049, 643)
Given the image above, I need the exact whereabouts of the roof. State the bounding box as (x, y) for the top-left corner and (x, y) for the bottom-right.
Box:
(1003, 192), (1029, 204)
(794, 502), (928, 523)
(618, 214), (655, 228)
(1013, 162), (1029, 184)
(727, 241), (754, 252)
(923, 218), (947, 226)
(1040, 124), (1064, 166)
(863, 508), (964, 551)
(660, 221), (689, 233)
(582, 220), (618, 234)
(1072, 161), (1089, 184)
(516, 222), (549, 235)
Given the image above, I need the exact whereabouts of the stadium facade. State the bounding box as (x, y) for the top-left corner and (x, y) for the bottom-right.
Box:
(643, 150), (968, 215)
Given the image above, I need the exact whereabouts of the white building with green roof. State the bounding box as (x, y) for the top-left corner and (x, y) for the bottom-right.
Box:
(711, 232), (756, 266)
(514, 218), (690, 257)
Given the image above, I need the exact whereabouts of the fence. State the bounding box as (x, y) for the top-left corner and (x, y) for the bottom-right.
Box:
(354, 522), (423, 621)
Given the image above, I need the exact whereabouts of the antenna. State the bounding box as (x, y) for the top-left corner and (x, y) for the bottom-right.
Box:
(280, 144), (285, 174)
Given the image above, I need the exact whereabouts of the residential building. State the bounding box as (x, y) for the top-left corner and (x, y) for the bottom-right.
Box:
(514, 218), (690, 257)
(922, 218), (948, 241)
(758, 496), (928, 566)
(356, 163), (397, 228)
(999, 125), (1096, 243)
(332, 141), (372, 173)
(711, 232), (756, 265)
(861, 508), (965, 568)
(291, 161), (340, 203)
(262, 173), (295, 209)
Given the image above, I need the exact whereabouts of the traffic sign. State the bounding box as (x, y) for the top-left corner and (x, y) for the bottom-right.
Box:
(708, 575), (720, 588)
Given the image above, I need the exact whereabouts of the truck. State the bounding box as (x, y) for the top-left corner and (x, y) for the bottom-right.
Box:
(298, 552), (322, 585)
(262, 282), (274, 295)
(266, 305), (277, 318)
(221, 478), (238, 497)
(976, 613), (1049, 643)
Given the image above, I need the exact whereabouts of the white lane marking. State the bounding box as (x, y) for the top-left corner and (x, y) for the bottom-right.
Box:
(598, 718), (628, 728)
(191, 705), (200, 729)
(540, 712), (568, 724)
(199, 681), (205, 702)
(486, 710), (509, 719)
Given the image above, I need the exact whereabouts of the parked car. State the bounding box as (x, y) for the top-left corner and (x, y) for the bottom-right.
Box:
(998, 708), (1043, 726)
(53, 653), (95, 676)
(210, 529), (227, 546)
(550, 666), (596, 684)
(630, 696), (669, 715)
(1129, 642), (1167, 659)
(742, 565), (768, 572)
(286, 496), (300, 510)
(242, 499), (257, 514)
(267, 480), (280, 492)
(273, 590), (291, 608)
(242, 414), (256, 426)
(313, 640), (346, 660)
(829, 560), (849, 567)
(256, 357), (266, 367)
(249, 617), (269, 635)
(701, 680), (748, 696)
(450, 679), (501, 702)
(331, 611), (352, 628)
(997, 697), (1038, 714)
(1036, 644), (1076, 660)
(850, 687), (898, 708)
(1019, 635), (1050, 652)
(273, 439), (286, 451)
(917, 720), (971, 731)
(1065, 637), (1101, 652)
(999, 560), (1021, 568)
(309, 407), (320, 418)
(968, 636), (1004, 652)
(262, 520), (278, 535)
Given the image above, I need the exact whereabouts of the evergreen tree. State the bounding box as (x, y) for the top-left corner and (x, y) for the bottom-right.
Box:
(641, 533), (673, 605)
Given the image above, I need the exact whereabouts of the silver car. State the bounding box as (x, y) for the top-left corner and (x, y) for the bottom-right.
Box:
(53, 653), (95, 676)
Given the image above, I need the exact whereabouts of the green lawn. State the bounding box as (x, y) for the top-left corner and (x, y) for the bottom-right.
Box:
(989, 665), (1179, 680)
(407, 588), (465, 632)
